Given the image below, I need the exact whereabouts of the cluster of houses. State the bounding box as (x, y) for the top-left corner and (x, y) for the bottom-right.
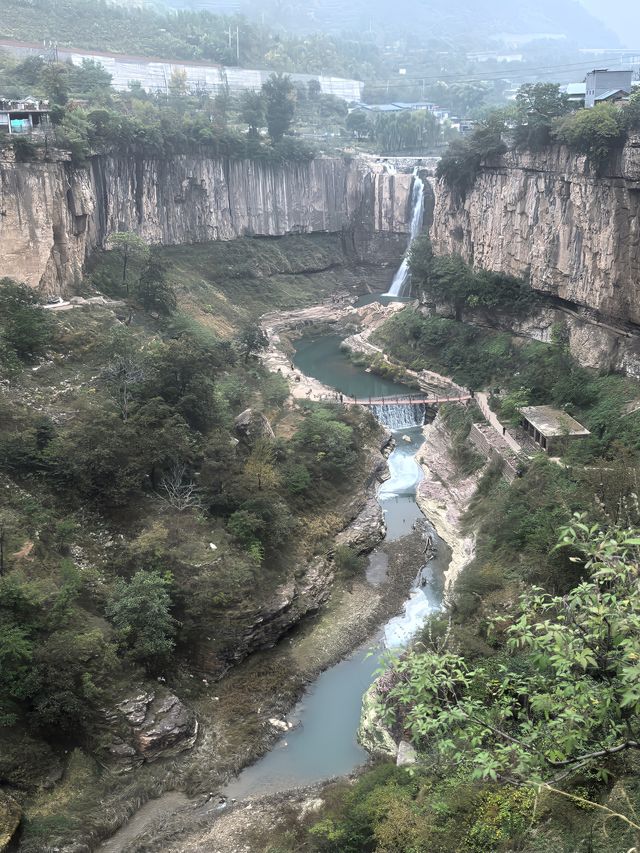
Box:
(0, 97), (51, 136)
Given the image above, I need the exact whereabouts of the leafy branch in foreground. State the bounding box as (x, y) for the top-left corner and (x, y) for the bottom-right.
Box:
(382, 517), (640, 785)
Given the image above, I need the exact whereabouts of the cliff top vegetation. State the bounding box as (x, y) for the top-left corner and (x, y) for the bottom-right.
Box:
(437, 82), (640, 196)
(0, 53), (323, 163)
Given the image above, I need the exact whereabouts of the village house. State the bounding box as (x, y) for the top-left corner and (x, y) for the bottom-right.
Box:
(584, 68), (633, 108)
(0, 97), (51, 136)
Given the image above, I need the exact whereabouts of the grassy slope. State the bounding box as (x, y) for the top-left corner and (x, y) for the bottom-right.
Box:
(89, 234), (363, 337)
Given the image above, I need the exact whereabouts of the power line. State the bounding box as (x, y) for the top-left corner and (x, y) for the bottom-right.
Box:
(365, 57), (640, 92)
(362, 53), (640, 92)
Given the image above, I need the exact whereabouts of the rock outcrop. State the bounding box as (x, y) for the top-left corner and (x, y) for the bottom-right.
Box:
(431, 136), (640, 327)
(107, 689), (198, 769)
(233, 408), (276, 443)
(0, 151), (416, 295)
(416, 413), (479, 595)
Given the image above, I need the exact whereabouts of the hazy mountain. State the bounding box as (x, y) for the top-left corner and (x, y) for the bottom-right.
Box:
(578, 1), (640, 46)
(165, 0), (619, 46)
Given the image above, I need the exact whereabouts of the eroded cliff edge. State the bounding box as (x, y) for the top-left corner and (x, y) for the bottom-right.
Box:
(0, 152), (415, 295)
(431, 135), (640, 327)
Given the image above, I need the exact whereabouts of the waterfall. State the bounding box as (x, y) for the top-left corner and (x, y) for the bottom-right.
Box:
(369, 402), (427, 430)
(385, 169), (425, 298)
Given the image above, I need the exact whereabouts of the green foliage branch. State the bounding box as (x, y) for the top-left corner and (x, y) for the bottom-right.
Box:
(382, 519), (640, 785)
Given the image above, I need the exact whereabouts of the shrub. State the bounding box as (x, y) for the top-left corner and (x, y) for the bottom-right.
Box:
(553, 102), (627, 167)
(106, 570), (176, 672)
(436, 116), (506, 199)
(0, 279), (55, 364)
(12, 136), (38, 162)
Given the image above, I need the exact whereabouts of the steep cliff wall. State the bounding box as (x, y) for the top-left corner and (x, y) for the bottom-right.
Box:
(431, 135), (640, 327)
(0, 152), (414, 295)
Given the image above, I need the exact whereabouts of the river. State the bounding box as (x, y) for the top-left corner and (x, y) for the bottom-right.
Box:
(222, 331), (447, 799)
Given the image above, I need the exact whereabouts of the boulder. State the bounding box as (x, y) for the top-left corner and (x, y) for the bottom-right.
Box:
(109, 689), (198, 768)
(396, 740), (418, 767)
(0, 791), (21, 852)
(233, 408), (275, 443)
(132, 693), (198, 763)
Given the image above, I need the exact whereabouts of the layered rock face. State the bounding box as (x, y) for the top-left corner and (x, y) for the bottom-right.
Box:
(0, 151), (414, 295)
(431, 135), (640, 327)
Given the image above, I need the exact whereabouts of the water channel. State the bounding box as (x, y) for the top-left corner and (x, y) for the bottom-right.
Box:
(223, 330), (448, 798)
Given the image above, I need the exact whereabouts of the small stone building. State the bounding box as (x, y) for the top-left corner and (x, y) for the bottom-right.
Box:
(519, 405), (590, 455)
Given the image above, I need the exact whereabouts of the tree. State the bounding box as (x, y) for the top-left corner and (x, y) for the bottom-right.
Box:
(422, 255), (475, 321)
(0, 279), (54, 362)
(307, 78), (322, 99)
(294, 408), (356, 476)
(106, 570), (176, 671)
(39, 62), (69, 106)
(57, 109), (92, 164)
(382, 520), (640, 788)
(515, 83), (570, 122)
(0, 519), (5, 576)
(437, 114), (507, 199)
(235, 324), (268, 363)
(107, 232), (150, 298)
(346, 110), (371, 140)
(168, 67), (189, 97)
(135, 256), (177, 315)
(513, 83), (571, 149)
(262, 73), (296, 143)
(240, 91), (265, 139)
(70, 59), (113, 99)
(499, 386), (531, 427)
(158, 462), (200, 511)
(243, 437), (280, 492)
(101, 353), (145, 421)
(407, 235), (434, 287)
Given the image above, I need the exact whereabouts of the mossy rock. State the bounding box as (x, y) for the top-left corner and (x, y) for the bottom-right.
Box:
(0, 791), (22, 851)
(357, 683), (397, 758)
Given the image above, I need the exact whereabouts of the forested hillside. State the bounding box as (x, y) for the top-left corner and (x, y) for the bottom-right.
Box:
(164, 0), (617, 44)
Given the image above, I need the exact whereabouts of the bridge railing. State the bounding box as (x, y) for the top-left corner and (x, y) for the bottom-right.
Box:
(352, 392), (471, 406)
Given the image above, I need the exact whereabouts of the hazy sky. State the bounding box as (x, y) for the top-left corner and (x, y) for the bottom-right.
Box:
(579, 0), (640, 45)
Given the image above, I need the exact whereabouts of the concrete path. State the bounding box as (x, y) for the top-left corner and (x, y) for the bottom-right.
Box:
(476, 392), (522, 454)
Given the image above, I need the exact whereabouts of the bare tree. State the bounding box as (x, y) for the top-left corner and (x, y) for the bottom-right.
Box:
(158, 463), (201, 512)
(101, 354), (145, 421)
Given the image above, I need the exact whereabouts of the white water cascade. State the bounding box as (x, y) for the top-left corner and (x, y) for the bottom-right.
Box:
(385, 169), (426, 298)
(369, 401), (427, 430)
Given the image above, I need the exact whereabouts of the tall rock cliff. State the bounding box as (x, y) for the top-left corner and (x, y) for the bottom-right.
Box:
(0, 152), (415, 295)
(431, 135), (640, 327)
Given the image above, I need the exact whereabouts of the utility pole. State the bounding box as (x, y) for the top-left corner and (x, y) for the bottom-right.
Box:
(236, 26), (240, 64)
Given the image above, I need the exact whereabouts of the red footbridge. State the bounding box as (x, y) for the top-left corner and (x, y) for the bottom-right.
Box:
(353, 393), (472, 407)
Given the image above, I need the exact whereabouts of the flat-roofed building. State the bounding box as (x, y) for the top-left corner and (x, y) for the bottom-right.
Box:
(0, 98), (51, 136)
(585, 69), (633, 108)
(519, 405), (590, 455)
